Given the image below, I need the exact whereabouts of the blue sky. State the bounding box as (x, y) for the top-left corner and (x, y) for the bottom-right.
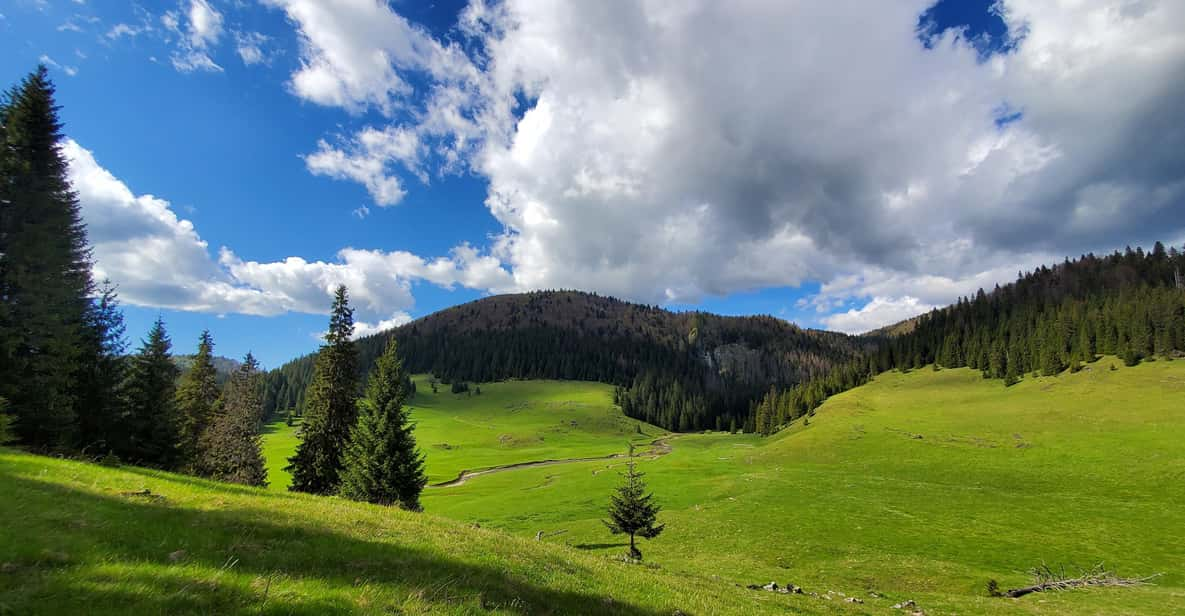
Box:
(2, 1), (1183, 367)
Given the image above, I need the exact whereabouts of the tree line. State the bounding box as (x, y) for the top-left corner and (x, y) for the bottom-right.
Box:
(0, 67), (430, 509)
(752, 245), (1185, 435)
(0, 67), (268, 483)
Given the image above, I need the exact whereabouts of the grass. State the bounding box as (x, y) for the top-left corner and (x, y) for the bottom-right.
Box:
(260, 418), (300, 492)
(7, 360), (1184, 613)
(262, 378), (664, 488)
(420, 359), (1185, 614)
(0, 449), (791, 615)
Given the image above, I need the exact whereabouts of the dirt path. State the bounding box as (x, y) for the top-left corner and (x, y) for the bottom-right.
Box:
(429, 436), (676, 488)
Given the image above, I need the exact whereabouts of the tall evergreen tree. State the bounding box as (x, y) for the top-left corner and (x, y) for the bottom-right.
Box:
(74, 280), (128, 455)
(200, 353), (267, 487)
(288, 285), (359, 494)
(339, 338), (427, 510)
(122, 318), (180, 467)
(603, 444), (665, 560)
(0, 66), (93, 449)
(175, 330), (220, 471)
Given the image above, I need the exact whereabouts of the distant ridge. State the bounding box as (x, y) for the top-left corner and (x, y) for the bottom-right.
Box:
(263, 290), (869, 431)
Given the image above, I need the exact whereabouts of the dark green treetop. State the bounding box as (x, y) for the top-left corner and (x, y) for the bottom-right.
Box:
(288, 285), (359, 494)
(339, 338), (428, 510)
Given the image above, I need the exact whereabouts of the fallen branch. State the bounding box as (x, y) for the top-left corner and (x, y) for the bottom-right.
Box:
(1004, 564), (1160, 598)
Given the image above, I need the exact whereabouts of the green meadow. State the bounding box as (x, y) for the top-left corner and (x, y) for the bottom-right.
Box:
(6, 360), (1184, 614)
(260, 418), (301, 492)
(0, 448), (782, 615)
(421, 360), (1185, 614)
(264, 378), (663, 488)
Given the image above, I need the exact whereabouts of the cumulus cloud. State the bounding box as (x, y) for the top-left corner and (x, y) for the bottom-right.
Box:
(65, 139), (509, 333)
(351, 312), (414, 340)
(264, 0), (476, 116)
(823, 297), (938, 335)
(264, 0), (1185, 331)
(303, 126), (424, 206)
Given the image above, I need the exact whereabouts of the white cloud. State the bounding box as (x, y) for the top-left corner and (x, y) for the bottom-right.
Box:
(303, 126), (423, 206)
(351, 312), (413, 340)
(38, 55), (79, 77)
(172, 51), (222, 73)
(65, 140), (511, 335)
(234, 31), (270, 66)
(264, 0), (475, 116)
(264, 0), (1185, 329)
(107, 23), (146, 39)
(823, 297), (937, 335)
(187, 0), (223, 49)
(164, 0), (226, 73)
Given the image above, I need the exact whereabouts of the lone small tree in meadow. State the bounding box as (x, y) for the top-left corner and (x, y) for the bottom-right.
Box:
(339, 338), (427, 510)
(603, 444), (664, 560)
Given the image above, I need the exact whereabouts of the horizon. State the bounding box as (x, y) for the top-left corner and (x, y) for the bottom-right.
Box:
(3, 0), (1183, 368)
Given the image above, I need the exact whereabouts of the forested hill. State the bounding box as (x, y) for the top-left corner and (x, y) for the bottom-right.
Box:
(263, 291), (868, 431)
(751, 243), (1185, 434)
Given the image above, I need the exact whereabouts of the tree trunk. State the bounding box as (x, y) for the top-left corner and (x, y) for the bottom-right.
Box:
(629, 533), (641, 560)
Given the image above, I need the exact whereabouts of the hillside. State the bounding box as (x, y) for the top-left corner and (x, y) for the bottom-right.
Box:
(263, 378), (665, 490)
(264, 291), (868, 431)
(0, 447), (824, 616)
(409, 361), (1185, 615)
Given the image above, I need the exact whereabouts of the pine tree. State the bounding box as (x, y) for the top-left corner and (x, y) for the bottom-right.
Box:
(122, 318), (181, 467)
(175, 330), (220, 472)
(74, 280), (128, 455)
(200, 353), (267, 487)
(339, 338), (427, 510)
(0, 66), (94, 449)
(288, 285), (359, 494)
(603, 444), (665, 560)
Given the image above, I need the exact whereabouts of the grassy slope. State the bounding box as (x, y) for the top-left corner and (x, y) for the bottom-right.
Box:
(264, 378), (664, 488)
(423, 360), (1185, 614)
(260, 418), (300, 492)
(0, 449), (813, 616)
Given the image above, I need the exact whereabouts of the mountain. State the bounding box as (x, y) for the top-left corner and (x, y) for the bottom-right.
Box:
(263, 291), (869, 431)
(173, 355), (240, 386)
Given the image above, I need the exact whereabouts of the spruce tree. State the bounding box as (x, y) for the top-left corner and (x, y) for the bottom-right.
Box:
(339, 338), (427, 510)
(603, 444), (665, 560)
(0, 66), (94, 449)
(288, 285), (359, 494)
(200, 353), (267, 487)
(175, 330), (220, 471)
(74, 280), (129, 455)
(122, 318), (181, 467)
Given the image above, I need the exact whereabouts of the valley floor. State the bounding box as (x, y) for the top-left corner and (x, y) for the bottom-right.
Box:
(4, 360), (1183, 614)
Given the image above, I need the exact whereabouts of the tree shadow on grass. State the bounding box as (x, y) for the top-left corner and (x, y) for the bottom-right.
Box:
(113, 464), (291, 498)
(259, 420), (299, 436)
(0, 472), (676, 616)
(573, 543), (630, 550)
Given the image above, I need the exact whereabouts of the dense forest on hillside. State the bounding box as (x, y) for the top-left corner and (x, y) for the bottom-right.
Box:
(266, 246), (1185, 436)
(263, 291), (868, 431)
(753, 244), (1185, 433)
